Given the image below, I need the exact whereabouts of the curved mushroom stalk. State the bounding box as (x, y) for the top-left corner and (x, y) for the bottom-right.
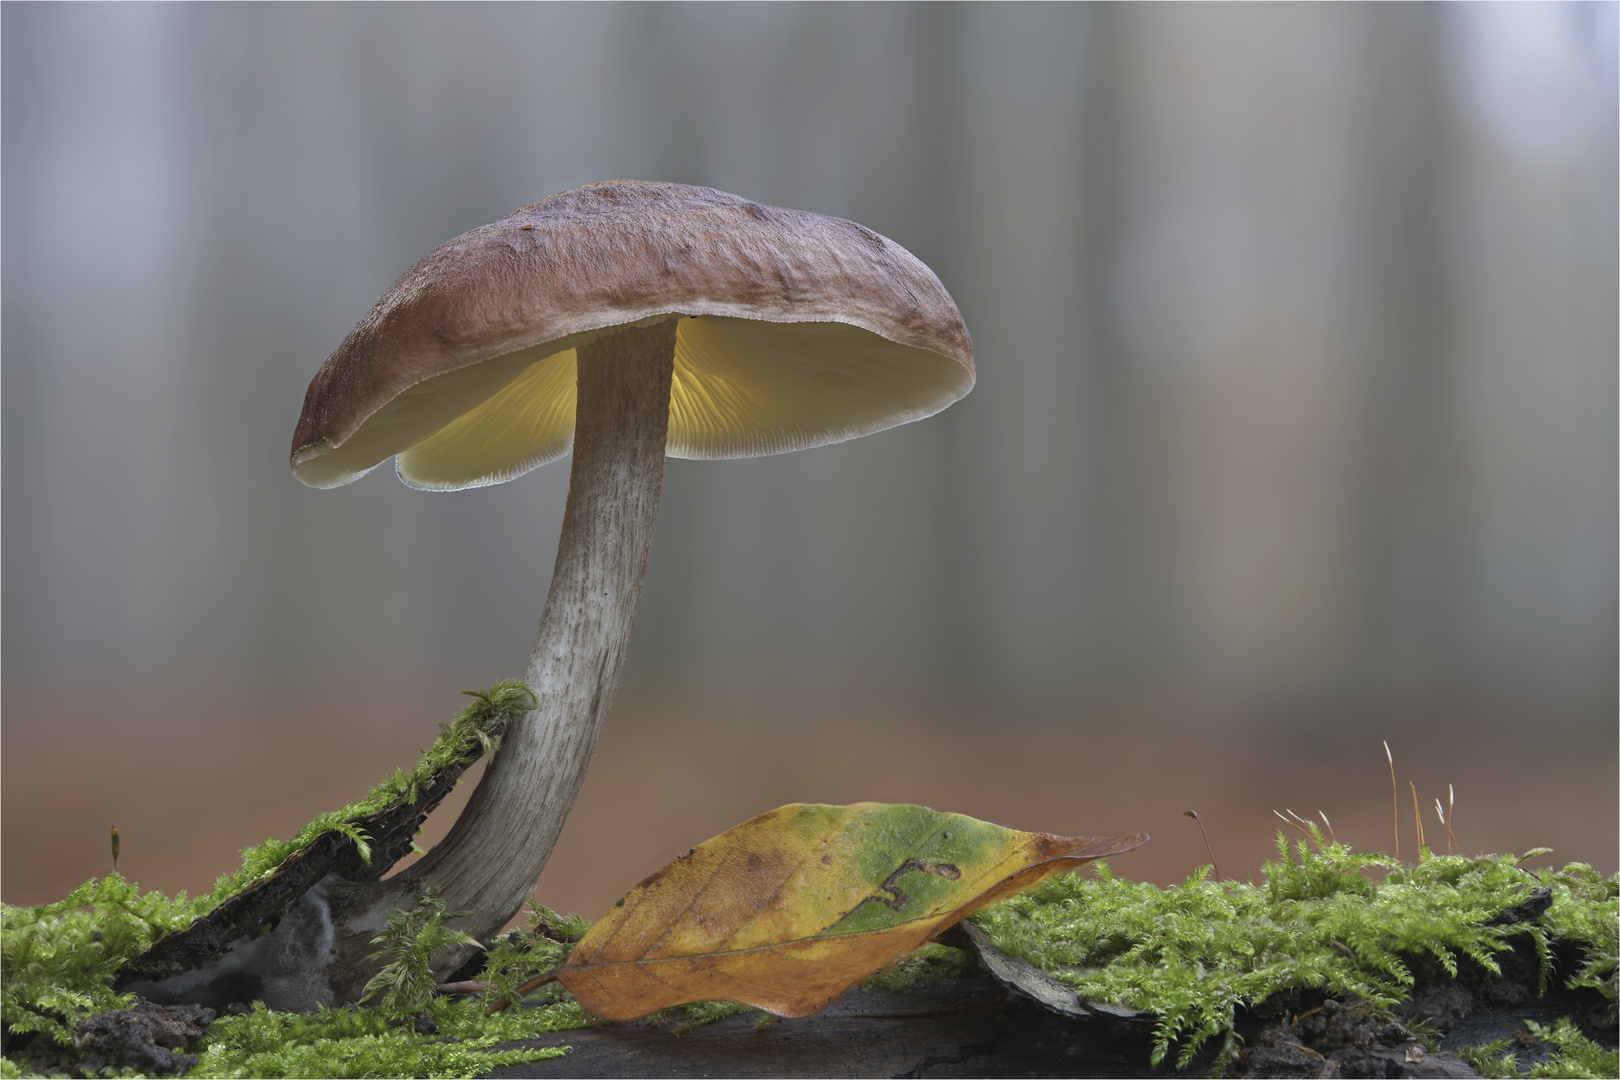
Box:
(322, 318), (678, 1002)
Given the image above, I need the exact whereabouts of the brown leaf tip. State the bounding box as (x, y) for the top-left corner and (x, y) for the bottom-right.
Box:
(1029, 831), (1151, 863)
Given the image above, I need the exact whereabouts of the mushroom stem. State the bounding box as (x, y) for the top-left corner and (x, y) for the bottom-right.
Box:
(325, 318), (678, 1001)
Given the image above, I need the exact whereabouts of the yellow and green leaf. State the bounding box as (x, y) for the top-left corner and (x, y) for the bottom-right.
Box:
(555, 802), (1147, 1020)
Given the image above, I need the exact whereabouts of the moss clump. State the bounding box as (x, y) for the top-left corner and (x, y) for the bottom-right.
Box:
(2, 682), (586, 1078)
(862, 941), (976, 992)
(2, 873), (203, 1051)
(1537, 866), (1620, 1025)
(639, 1000), (758, 1035)
(3, 894), (584, 1079)
(1458, 1017), (1620, 1079)
(188, 996), (578, 1079)
(480, 903), (589, 1011)
(969, 829), (1618, 1069)
(360, 889), (482, 1015)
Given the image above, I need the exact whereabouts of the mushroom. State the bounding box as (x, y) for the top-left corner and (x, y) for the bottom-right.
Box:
(291, 181), (973, 997)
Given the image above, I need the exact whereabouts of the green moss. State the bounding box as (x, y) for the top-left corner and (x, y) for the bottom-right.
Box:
(2, 872), (200, 1049)
(359, 889), (482, 1015)
(1536, 863), (1619, 1024)
(969, 830), (1618, 1069)
(479, 904), (589, 1011)
(190, 997), (577, 1079)
(861, 942), (975, 992)
(2, 682), (585, 1078)
(1458, 1018), (1620, 1079)
(642, 1000), (757, 1035)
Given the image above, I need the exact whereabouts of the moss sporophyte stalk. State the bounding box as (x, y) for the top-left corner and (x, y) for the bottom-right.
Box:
(3, 691), (1615, 1077)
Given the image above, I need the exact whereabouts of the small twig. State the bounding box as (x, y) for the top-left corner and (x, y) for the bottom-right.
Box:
(111, 826), (120, 873)
(434, 980), (489, 996)
(1318, 811), (1338, 845)
(486, 971), (559, 1015)
(1384, 741), (1399, 862)
(1183, 810), (1220, 880)
(1409, 781), (1425, 852)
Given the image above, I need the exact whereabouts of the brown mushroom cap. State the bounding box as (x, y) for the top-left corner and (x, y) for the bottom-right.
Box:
(290, 181), (975, 490)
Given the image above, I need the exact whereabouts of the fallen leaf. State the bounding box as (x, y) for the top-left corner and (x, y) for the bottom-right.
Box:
(554, 802), (1148, 1020)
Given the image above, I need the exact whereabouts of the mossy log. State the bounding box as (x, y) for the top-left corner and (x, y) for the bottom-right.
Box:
(480, 971), (1613, 1079)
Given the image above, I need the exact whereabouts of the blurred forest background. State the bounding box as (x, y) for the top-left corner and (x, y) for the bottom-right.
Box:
(4, 4), (1616, 915)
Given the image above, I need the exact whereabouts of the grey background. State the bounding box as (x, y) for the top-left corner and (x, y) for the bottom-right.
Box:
(4, 3), (1615, 734)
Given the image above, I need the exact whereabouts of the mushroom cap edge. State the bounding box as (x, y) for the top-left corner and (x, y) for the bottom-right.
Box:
(291, 181), (974, 490)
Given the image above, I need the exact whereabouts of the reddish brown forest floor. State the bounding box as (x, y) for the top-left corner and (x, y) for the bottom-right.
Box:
(4, 680), (1614, 920)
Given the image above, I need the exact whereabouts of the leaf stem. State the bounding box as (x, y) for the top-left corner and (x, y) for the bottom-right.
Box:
(486, 971), (559, 1015)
